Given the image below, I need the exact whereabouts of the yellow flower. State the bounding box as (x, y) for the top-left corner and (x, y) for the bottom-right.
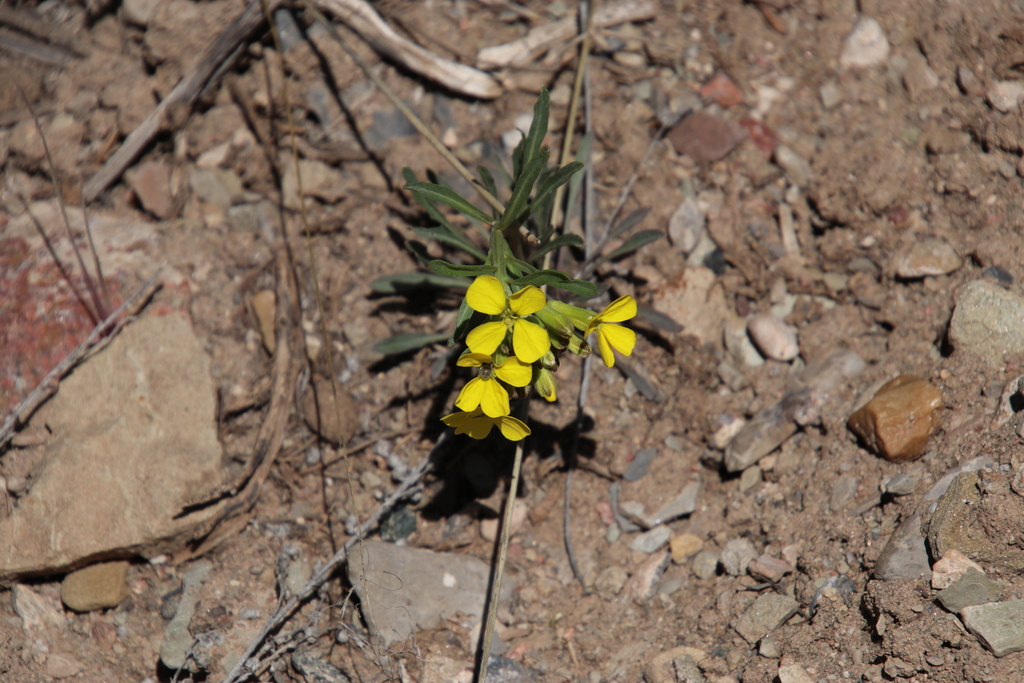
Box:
(442, 408), (531, 441)
(465, 275), (550, 364)
(584, 296), (637, 367)
(454, 353), (532, 417)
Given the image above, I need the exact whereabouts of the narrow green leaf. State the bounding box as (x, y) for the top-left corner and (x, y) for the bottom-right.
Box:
(636, 305), (682, 333)
(402, 167), (419, 184)
(565, 133), (593, 225)
(477, 166), (497, 200)
(506, 254), (537, 275)
(520, 161), (583, 226)
(610, 207), (651, 238)
(508, 270), (597, 296)
(550, 279), (599, 297)
(511, 132), (525, 182)
(370, 271), (469, 294)
(428, 260), (497, 277)
(531, 233), (584, 260)
(405, 240), (432, 267)
(596, 229), (663, 265)
(449, 298), (476, 345)
(496, 149), (549, 231)
(490, 149), (514, 188)
(374, 332), (451, 355)
(404, 181), (493, 224)
(410, 226), (487, 261)
(522, 88), (550, 169)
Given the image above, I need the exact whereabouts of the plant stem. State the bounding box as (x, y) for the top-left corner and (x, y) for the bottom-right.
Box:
(475, 439), (524, 683)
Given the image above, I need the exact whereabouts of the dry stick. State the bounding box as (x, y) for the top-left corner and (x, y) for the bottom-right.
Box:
(0, 268), (163, 451)
(83, 0), (282, 202)
(299, 1), (505, 216)
(474, 440), (525, 683)
(219, 450), (434, 683)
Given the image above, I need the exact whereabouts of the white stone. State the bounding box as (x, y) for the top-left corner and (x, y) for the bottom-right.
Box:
(668, 197), (705, 254)
(988, 81), (1024, 113)
(747, 314), (799, 361)
(840, 17), (890, 70)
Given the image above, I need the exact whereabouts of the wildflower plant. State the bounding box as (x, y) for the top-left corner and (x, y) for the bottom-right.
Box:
(375, 89), (644, 441)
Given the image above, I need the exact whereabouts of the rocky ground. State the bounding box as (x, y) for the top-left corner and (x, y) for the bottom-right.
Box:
(4, 1), (1024, 682)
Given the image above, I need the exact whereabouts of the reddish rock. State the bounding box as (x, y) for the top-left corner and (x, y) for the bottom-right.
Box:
(700, 72), (744, 107)
(667, 111), (747, 163)
(126, 160), (174, 219)
(848, 375), (944, 462)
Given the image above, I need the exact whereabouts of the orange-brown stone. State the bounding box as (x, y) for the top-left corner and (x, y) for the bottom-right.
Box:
(848, 375), (944, 462)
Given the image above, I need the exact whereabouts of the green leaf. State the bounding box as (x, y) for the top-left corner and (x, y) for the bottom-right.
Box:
(477, 166), (498, 201)
(520, 161), (583, 226)
(522, 88), (550, 169)
(404, 181), (493, 224)
(565, 133), (592, 225)
(504, 253), (537, 278)
(449, 298), (476, 345)
(496, 149), (549, 231)
(405, 240), (432, 267)
(636, 305), (682, 333)
(370, 271), (469, 294)
(410, 226), (486, 261)
(531, 233), (584, 260)
(428, 260), (497, 277)
(610, 207), (651, 238)
(596, 229), (663, 265)
(508, 269), (597, 297)
(374, 332), (451, 355)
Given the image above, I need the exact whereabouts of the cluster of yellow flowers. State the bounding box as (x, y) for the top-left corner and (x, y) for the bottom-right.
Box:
(441, 275), (637, 441)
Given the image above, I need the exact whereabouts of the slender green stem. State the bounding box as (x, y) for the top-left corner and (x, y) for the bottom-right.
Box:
(475, 439), (524, 683)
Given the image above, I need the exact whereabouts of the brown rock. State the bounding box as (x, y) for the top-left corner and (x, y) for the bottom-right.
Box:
(848, 375), (944, 462)
(667, 111), (747, 163)
(700, 72), (744, 107)
(125, 160), (174, 219)
(301, 375), (358, 445)
(61, 561), (130, 611)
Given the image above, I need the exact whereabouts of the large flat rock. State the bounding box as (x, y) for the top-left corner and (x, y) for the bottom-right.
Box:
(0, 313), (228, 580)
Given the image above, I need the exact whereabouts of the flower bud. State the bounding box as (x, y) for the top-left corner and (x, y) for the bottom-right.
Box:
(538, 350), (559, 371)
(533, 366), (557, 402)
(546, 300), (596, 332)
(567, 334), (592, 358)
(533, 304), (576, 342)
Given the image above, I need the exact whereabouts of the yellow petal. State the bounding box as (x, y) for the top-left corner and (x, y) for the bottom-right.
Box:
(597, 296), (638, 324)
(457, 352), (491, 368)
(595, 329), (616, 367)
(442, 409), (480, 430)
(511, 319), (550, 364)
(600, 323), (636, 357)
(459, 414), (496, 439)
(479, 378), (511, 417)
(508, 286), (546, 316)
(466, 321), (507, 356)
(466, 276), (507, 315)
(497, 416), (531, 441)
(493, 356), (532, 387)
(455, 377), (485, 412)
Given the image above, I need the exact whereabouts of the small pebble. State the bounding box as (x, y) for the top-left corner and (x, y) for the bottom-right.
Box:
(987, 81), (1024, 113)
(777, 664), (815, 683)
(630, 525), (672, 554)
(839, 17), (890, 70)
(667, 111), (747, 163)
(739, 465), (761, 492)
(847, 375), (944, 462)
(735, 593), (799, 644)
(623, 447), (658, 482)
(251, 290), (277, 353)
(773, 145), (812, 188)
(902, 53), (939, 100)
(932, 549), (986, 590)
(925, 128), (971, 155)
(748, 554), (794, 583)
(893, 238), (962, 278)
(937, 569), (1004, 613)
(670, 534), (704, 564)
(819, 80), (842, 109)
(957, 66), (986, 96)
(667, 197), (705, 254)
(692, 550), (719, 579)
(700, 71), (744, 107)
(480, 500), (528, 542)
(721, 538), (758, 576)
(747, 313), (799, 361)
(829, 474), (859, 512)
(759, 636), (781, 659)
(61, 561), (130, 612)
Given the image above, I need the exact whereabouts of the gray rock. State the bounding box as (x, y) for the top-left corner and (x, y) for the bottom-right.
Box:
(2, 315), (227, 580)
(773, 145), (813, 188)
(839, 17), (890, 70)
(927, 472), (981, 561)
(624, 447), (658, 482)
(721, 538), (758, 576)
(829, 474), (859, 512)
(189, 167), (244, 210)
(161, 560), (213, 670)
(739, 466), (761, 493)
(650, 481), (701, 524)
(692, 550), (719, 579)
(282, 159), (350, 210)
(724, 398), (799, 473)
(902, 53), (939, 100)
(924, 456), (994, 502)
(893, 238), (962, 278)
(347, 540), (514, 646)
(668, 198), (705, 254)
(630, 526), (672, 554)
(937, 569), (1004, 614)
(292, 651), (350, 683)
(873, 514), (930, 580)
(734, 593), (800, 644)
(987, 81), (1024, 113)
(883, 470), (923, 496)
(949, 280), (1024, 363)
(961, 599), (1024, 656)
